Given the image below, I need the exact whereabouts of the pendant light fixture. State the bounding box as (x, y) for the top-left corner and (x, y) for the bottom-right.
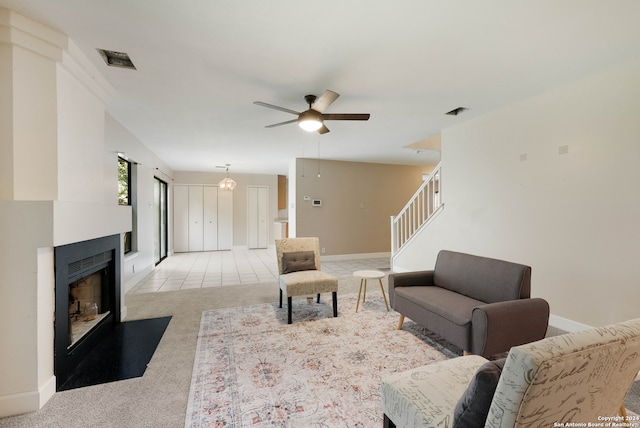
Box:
(218, 164), (237, 191)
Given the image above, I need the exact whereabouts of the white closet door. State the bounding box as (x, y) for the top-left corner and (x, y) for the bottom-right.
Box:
(257, 186), (269, 248)
(248, 186), (269, 249)
(173, 185), (189, 252)
(248, 187), (258, 249)
(188, 185), (204, 251)
(203, 186), (219, 251)
(217, 188), (233, 250)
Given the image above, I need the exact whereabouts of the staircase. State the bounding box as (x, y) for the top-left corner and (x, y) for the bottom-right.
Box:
(390, 164), (443, 264)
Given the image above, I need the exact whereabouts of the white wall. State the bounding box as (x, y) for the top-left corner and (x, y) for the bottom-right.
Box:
(104, 115), (174, 293)
(0, 202), (55, 416)
(395, 58), (640, 328)
(0, 40), (12, 197)
(0, 9), (134, 417)
(57, 62), (109, 204)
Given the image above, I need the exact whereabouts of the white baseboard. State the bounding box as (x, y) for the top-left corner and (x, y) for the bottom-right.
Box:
(320, 252), (390, 262)
(40, 375), (56, 409)
(122, 264), (154, 294)
(0, 375), (55, 418)
(388, 265), (412, 273)
(232, 245), (276, 251)
(548, 314), (593, 333)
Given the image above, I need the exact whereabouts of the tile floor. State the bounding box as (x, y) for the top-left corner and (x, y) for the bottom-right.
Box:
(128, 248), (391, 294)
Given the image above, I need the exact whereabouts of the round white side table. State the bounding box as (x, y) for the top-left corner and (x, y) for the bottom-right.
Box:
(353, 270), (390, 312)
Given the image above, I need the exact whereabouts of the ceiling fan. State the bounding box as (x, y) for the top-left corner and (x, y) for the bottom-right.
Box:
(253, 89), (370, 134)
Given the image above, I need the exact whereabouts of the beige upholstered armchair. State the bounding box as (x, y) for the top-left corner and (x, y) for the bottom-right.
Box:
(382, 317), (640, 428)
(275, 237), (338, 324)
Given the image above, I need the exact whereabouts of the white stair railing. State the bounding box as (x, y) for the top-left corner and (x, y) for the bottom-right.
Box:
(390, 164), (443, 257)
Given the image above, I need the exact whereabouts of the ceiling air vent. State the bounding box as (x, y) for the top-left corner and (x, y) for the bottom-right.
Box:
(445, 107), (468, 116)
(96, 49), (136, 70)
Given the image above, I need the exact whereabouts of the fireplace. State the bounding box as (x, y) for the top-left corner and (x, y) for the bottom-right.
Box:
(54, 234), (121, 389)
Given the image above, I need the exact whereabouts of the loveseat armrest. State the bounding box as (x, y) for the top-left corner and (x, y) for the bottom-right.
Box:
(388, 270), (435, 289)
(388, 271), (435, 308)
(471, 298), (550, 357)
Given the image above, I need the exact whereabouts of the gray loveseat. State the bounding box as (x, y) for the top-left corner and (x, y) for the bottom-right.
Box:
(388, 250), (550, 357)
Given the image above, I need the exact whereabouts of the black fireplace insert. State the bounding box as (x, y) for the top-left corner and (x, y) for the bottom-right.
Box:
(54, 234), (121, 389)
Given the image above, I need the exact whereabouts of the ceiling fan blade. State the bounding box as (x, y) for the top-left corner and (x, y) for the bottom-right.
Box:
(265, 118), (299, 128)
(318, 124), (330, 134)
(321, 113), (370, 121)
(311, 90), (340, 113)
(253, 101), (300, 116)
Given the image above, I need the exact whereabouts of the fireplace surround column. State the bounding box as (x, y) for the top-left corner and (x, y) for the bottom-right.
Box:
(0, 8), (128, 418)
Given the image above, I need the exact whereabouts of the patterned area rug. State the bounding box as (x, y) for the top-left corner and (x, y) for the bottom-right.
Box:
(185, 293), (459, 427)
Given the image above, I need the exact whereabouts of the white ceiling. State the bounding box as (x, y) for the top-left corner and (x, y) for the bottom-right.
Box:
(3, 1), (640, 175)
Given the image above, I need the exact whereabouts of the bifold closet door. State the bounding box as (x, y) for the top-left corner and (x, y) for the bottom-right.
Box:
(217, 189), (233, 250)
(203, 186), (219, 251)
(174, 184), (233, 252)
(248, 186), (269, 249)
(188, 186), (204, 251)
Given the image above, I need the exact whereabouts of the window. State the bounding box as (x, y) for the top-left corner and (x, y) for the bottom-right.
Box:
(153, 177), (168, 264)
(118, 157), (130, 206)
(118, 156), (134, 254)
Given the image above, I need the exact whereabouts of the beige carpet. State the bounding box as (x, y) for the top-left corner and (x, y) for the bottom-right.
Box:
(0, 277), (367, 428)
(185, 293), (451, 427)
(1, 274), (637, 427)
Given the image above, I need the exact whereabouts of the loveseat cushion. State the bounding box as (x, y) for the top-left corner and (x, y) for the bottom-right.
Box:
(282, 251), (316, 274)
(452, 358), (506, 428)
(394, 286), (484, 326)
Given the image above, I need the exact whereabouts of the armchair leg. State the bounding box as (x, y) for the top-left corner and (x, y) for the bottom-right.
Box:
(317, 293), (321, 304)
(287, 297), (292, 324)
(620, 404), (627, 418)
(279, 289), (283, 308)
(397, 314), (405, 330)
(332, 292), (338, 317)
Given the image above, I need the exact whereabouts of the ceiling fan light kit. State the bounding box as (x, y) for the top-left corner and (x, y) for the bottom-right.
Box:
(254, 89), (370, 134)
(298, 110), (323, 132)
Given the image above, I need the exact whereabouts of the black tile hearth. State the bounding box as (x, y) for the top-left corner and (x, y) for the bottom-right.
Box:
(58, 316), (171, 391)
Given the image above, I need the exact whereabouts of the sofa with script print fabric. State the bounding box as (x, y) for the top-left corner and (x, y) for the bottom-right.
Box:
(382, 317), (640, 428)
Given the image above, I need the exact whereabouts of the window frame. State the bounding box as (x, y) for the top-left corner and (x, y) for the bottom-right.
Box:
(118, 156), (135, 254)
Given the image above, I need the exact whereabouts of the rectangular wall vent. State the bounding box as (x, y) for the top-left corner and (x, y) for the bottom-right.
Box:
(445, 107), (469, 116)
(96, 49), (136, 70)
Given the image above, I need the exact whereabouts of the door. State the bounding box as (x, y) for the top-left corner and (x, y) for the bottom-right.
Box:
(248, 186), (269, 249)
(153, 177), (168, 264)
(217, 188), (233, 250)
(188, 186), (204, 251)
(203, 186), (219, 251)
(174, 184), (233, 252)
